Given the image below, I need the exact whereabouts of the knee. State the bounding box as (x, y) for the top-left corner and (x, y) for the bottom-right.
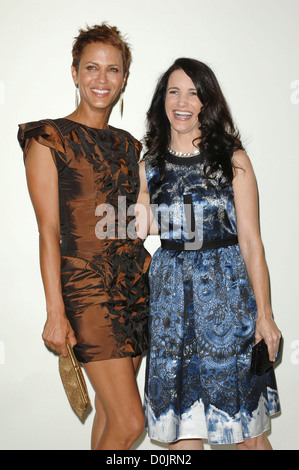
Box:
(108, 411), (145, 448)
(127, 413), (145, 444)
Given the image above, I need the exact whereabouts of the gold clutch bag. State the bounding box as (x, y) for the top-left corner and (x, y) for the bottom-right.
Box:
(58, 343), (90, 419)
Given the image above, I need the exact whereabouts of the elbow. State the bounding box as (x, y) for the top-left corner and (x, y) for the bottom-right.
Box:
(238, 235), (265, 261)
(38, 223), (61, 243)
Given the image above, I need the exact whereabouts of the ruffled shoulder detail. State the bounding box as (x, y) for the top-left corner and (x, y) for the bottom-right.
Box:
(17, 119), (68, 168)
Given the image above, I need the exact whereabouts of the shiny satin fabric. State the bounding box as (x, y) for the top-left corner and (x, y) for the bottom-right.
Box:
(143, 152), (280, 445)
(18, 118), (150, 363)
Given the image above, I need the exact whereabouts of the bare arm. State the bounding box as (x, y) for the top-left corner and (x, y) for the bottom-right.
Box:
(25, 139), (76, 356)
(232, 150), (281, 361)
(135, 160), (158, 239)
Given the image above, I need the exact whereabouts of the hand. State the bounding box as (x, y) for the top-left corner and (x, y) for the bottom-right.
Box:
(42, 314), (77, 357)
(255, 314), (282, 362)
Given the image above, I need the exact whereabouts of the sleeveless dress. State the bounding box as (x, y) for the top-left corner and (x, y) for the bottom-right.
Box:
(18, 118), (151, 363)
(143, 151), (280, 445)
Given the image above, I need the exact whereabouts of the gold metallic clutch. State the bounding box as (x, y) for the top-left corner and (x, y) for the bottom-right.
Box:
(58, 343), (90, 419)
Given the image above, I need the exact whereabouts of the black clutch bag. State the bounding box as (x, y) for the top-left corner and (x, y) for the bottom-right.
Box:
(250, 338), (282, 376)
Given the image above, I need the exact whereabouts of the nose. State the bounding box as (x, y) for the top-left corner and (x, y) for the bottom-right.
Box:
(96, 69), (107, 84)
(177, 92), (187, 107)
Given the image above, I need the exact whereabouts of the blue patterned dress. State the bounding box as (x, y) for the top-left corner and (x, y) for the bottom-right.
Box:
(143, 151), (280, 445)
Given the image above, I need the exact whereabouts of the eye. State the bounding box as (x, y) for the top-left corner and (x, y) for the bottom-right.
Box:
(86, 65), (97, 71)
(109, 67), (120, 73)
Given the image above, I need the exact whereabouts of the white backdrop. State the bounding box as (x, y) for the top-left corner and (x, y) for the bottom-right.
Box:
(0, 0), (298, 450)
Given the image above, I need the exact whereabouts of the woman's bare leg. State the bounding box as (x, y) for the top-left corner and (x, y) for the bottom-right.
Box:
(84, 355), (144, 450)
(90, 394), (106, 450)
(169, 439), (204, 450)
(236, 433), (272, 450)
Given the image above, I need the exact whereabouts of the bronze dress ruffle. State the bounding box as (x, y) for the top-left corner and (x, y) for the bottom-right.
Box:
(18, 118), (151, 363)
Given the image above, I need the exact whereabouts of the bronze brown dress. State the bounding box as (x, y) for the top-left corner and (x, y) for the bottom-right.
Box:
(18, 118), (150, 363)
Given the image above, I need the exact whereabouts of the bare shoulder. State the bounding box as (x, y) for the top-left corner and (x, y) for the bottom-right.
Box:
(25, 138), (53, 162)
(232, 149), (255, 179)
(24, 141), (57, 184)
(233, 149), (253, 168)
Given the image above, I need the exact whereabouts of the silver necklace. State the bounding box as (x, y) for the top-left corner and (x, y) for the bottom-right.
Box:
(168, 147), (200, 157)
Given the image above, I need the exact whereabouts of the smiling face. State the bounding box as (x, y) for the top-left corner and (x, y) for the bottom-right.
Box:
(165, 69), (203, 139)
(72, 42), (126, 119)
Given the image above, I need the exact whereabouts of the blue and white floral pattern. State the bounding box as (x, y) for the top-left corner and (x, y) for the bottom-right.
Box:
(144, 152), (280, 445)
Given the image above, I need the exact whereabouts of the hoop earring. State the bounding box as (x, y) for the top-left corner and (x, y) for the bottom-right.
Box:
(75, 84), (80, 108)
(119, 92), (124, 118)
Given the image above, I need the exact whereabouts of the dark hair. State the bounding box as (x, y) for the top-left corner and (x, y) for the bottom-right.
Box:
(143, 58), (244, 185)
(72, 23), (132, 76)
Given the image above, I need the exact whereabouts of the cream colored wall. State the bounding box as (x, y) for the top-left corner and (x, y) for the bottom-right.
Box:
(0, 0), (298, 450)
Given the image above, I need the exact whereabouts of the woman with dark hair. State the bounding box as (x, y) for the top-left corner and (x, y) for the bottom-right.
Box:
(17, 23), (150, 450)
(137, 58), (281, 450)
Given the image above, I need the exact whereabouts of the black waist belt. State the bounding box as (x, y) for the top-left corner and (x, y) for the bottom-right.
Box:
(161, 236), (238, 252)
